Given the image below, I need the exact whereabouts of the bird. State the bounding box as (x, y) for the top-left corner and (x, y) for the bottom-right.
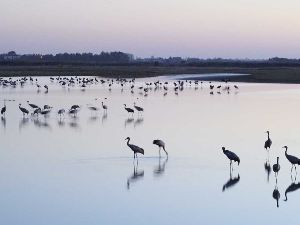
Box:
(18, 104), (29, 117)
(264, 131), (272, 151)
(58, 109), (65, 117)
(153, 139), (168, 157)
(124, 104), (134, 115)
(272, 157), (280, 177)
(1, 100), (6, 117)
(125, 137), (144, 159)
(27, 101), (39, 109)
(222, 147), (240, 166)
(133, 102), (144, 115)
(101, 102), (107, 113)
(283, 146), (300, 172)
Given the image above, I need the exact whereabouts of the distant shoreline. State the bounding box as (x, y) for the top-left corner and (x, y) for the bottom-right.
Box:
(1, 65), (300, 83)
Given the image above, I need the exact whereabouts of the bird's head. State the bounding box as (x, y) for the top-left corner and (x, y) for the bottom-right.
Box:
(19, 103), (21, 106)
(125, 137), (130, 141)
(265, 131), (269, 134)
(282, 146), (288, 150)
(27, 101), (29, 103)
(222, 147), (225, 151)
(124, 104), (126, 107)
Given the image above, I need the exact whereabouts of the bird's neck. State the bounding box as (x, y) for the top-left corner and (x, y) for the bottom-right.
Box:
(127, 139), (130, 146)
(277, 158), (279, 164)
(267, 133), (270, 139)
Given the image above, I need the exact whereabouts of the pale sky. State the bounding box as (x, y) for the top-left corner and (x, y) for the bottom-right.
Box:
(1, 0), (300, 58)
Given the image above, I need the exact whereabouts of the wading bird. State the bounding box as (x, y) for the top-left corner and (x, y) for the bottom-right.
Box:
(102, 102), (107, 113)
(273, 157), (280, 178)
(124, 104), (134, 116)
(264, 131), (272, 151)
(222, 147), (240, 166)
(1, 100), (6, 117)
(19, 104), (29, 117)
(134, 102), (144, 115)
(153, 139), (168, 157)
(125, 137), (144, 159)
(283, 146), (300, 172)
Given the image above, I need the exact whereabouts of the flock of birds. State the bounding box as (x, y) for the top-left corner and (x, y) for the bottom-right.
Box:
(2, 75), (299, 208)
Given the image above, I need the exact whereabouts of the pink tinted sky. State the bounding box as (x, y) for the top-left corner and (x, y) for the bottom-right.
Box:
(1, 0), (300, 58)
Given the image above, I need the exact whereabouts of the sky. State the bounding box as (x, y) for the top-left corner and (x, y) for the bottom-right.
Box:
(1, 0), (300, 58)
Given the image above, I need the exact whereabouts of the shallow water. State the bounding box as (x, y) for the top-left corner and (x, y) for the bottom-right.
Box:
(1, 76), (300, 225)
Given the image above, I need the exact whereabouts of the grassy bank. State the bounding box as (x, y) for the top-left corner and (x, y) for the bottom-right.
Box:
(1, 65), (300, 83)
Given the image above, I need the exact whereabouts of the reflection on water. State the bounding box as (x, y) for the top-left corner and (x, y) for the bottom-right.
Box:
(284, 177), (300, 202)
(127, 161), (144, 190)
(222, 167), (240, 192)
(153, 157), (168, 177)
(2, 76), (300, 224)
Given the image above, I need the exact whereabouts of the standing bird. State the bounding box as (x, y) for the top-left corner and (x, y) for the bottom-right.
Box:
(58, 109), (65, 117)
(272, 157), (280, 178)
(134, 102), (144, 115)
(124, 104), (134, 116)
(222, 147), (240, 166)
(153, 139), (168, 157)
(27, 101), (39, 109)
(19, 104), (29, 117)
(1, 100), (6, 117)
(102, 102), (108, 114)
(264, 131), (272, 151)
(283, 146), (300, 172)
(125, 137), (144, 159)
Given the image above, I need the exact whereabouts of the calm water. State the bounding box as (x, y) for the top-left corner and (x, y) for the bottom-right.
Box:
(1, 76), (300, 225)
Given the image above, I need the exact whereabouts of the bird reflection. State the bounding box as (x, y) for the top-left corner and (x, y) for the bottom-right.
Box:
(101, 113), (107, 124)
(127, 161), (144, 190)
(272, 184), (280, 208)
(1, 116), (6, 130)
(134, 117), (144, 128)
(88, 116), (99, 123)
(222, 166), (240, 192)
(32, 118), (51, 130)
(264, 158), (271, 183)
(57, 118), (65, 127)
(284, 176), (300, 202)
(124, 118), (134, 127)
(153, 157), (168, 177)
(19, 117), (29, 131)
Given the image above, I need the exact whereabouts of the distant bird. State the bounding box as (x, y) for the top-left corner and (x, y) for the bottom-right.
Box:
(273, 157), (280, 177)
(125, 137), (144, 159)
(264, 131), (272, 151)
(124, 104), (134, 115)
(58, 109), (65, 117)
(234, 85), (239, 89)
(1, 100), (6, 117)
(222, 147), (240, 166)
(33, 108), (41, 116)
(134, 102), (144, 115)
(27, 101), (39, 109)
(101, 102), (107, 113)
(88, 106), (99, 112)
(153, 139), (168, 157)
(44, 85), (48, 90)
(283, 146), (300, 172)
(19, 104), (29, 117)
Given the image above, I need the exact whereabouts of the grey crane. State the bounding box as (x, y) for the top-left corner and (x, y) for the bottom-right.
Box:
(134, 102), (144, 115)
(102, 102), (108, 113)
(283, 146), (300, 172)
(273, 157), (280, 177)
(19, 104), (29, 117)
(1, 100), (6, 117)
(124, 104), (134, 115)
(27, 101), (39, 109)
(125, 137), (144, 159)
(264, 131), (272, 151)
(222, 147), (240, 166)
(153, 139), (168, 157)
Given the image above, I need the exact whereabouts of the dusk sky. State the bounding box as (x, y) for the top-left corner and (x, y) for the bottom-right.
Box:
(1, 0), (300, 58)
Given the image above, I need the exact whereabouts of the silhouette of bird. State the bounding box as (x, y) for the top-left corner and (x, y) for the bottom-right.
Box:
(27, 101), (39, 109)
(153, 139), (168, 157)
(58, 109), (65, 117)
(273, 157), (280, 177)
(124, 104), (134, 115)
(222, 147), (240, 166)
(102, 102), (107, 113)
(18, 104), (29, 117)
(283, 146), (300, 172)
(264, 131), (272, 151)
(1, 101), (6, 117)
(134, 102), (144, 114)
(125, 137), (144, 159)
